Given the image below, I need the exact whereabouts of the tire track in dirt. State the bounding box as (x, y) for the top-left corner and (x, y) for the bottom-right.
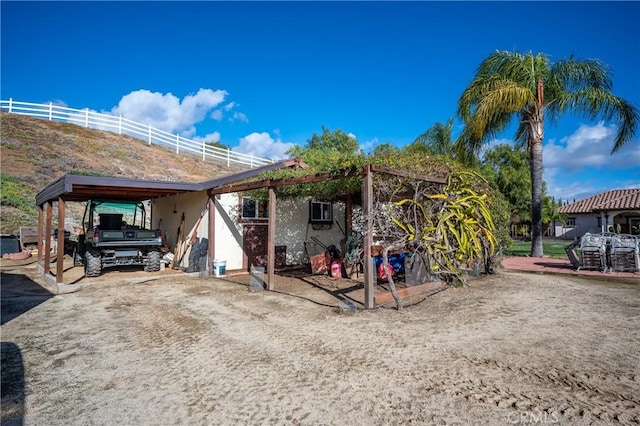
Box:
(436, 351), (640, 424)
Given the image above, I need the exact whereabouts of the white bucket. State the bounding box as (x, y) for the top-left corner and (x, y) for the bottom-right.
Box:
(212, 259), (226, 277)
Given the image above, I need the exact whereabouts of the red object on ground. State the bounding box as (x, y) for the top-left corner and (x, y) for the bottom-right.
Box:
(331, 259), (343, 278)
(378, 263), (393, 281)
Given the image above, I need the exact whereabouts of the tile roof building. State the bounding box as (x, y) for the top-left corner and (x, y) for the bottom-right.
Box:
(557, 189), (640, 214)
(555, 189), (640, 239)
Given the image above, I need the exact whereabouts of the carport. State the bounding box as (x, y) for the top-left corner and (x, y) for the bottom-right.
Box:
(35, 159), (305, 287)
(35, 174), (202, 286)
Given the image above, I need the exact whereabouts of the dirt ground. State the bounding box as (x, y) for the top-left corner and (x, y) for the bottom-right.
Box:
(1, 262), (639, 425)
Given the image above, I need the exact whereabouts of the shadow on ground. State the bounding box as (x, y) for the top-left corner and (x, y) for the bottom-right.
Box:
(1, 271), (54, 325)
(1, 341), (25, 426)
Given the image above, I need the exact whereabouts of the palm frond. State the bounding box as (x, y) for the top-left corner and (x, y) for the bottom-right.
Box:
(553, 88), (639, 152)
(550, 57), (613, 92)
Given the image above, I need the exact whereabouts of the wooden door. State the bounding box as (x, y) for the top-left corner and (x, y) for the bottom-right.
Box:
(243, 224), (268, 271)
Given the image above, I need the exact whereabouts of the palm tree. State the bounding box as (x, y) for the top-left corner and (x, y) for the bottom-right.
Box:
(456, 50), (638, 257)
(410, 118), (457, 158)
(542, 196), (566, 238)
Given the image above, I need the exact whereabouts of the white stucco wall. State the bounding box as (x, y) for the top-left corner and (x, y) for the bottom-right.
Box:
(153, 191), (349, 270)
(275, 199), (346, 265)
(213, 195), (347, 268)
(152, 192), (207, 246)
(211, 193), (244, 270)
(554, 215), (601, 239)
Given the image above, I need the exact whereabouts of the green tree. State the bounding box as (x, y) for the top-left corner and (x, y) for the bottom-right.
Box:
(457, 50), (638, 257)
(371, 142), (401, 157)
(480, 144), (531, 221)
(409, 118), (457, 158)
(206, 141), (230, 150)
(542, 196), (566, 237)
(288, 126), (359, 158)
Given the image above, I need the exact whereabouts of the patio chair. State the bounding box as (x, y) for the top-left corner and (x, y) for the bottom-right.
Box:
(565, 239), (581, 269)
(610, 234), (640, 272)
(578, 233), (608, 272)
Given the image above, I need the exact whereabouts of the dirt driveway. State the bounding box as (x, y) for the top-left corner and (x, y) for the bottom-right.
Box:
(1, 263), (639, 425)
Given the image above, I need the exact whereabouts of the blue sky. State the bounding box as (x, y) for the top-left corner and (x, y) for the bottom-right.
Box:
(2, 1), (639, 202)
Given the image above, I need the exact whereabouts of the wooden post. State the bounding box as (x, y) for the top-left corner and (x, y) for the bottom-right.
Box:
(56, 198), (66, 284)
(362, 165), (375, 309)
(44, 202), (52, 274)
(37, 205), (44, 266)
(266, 187), (276, 290)
(208, 195), (216, 274)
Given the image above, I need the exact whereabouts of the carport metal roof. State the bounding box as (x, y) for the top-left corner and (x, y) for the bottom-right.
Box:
(36, 174), (202, 206)
(35, 159), (306, 206)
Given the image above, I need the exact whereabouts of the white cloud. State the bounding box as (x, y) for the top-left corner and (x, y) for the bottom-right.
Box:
(192, 131), (222, 144)
(224, 102), (236, 111)
(542, 122), (640, 199)
(50, 99), (68, 107)
(359, 137), (378, 154)
(110, 88), (228, 134)
(232, 112), (249, 123)
(210, 109), (223, 121)
(235, 132), (294, 160)
(544, 122), (640, 170)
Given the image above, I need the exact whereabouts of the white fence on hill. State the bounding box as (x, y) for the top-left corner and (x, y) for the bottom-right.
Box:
(0, 99), (274, 169)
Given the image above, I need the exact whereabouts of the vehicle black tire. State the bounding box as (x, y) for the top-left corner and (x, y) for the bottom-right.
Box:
(145, 249), (161, 272)
(84, 250), (102, 277)
(72, 247), (82, 267)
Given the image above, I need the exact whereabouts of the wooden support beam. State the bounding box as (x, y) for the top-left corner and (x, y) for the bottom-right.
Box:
(37, 205), (44, 266)
(266, 187), (276, 290)
(369, 165), (448, 184)
(210, 167), (362, 195)
(362, 165), (375, 310)
(44, 202), (52, 275)
(208, 196), (215, 274)
(56, 198), (65, 284)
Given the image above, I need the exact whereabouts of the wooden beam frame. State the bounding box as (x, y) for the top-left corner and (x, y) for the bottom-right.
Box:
(208, 196), (215, 275)
(362, 165), (375, 309)
(37, 204), (44, 267)
(210, 168), (362, 195)
(369, 165), (448, 184)
(56, 198), (65, 284)
(205, 163), (446, 305)
(266, 187), (276, 290)
(44, 202), (52, 275)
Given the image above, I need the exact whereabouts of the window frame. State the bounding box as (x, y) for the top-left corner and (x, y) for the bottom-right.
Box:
(309, 201), (333, 224)
(240, 196), (268, 221)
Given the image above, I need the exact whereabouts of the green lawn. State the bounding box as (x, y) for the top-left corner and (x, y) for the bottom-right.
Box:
(505, 239), (570, 259)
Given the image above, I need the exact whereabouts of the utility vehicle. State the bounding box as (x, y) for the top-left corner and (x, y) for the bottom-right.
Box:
(77, 200), (162, 277)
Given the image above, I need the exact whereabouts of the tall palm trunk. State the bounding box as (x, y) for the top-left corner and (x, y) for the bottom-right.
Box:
(529, 77), (545, 257)
(530, 138), (544, 257)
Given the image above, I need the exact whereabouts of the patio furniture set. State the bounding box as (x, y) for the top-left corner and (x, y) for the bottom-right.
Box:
(566, 233), (640, 273)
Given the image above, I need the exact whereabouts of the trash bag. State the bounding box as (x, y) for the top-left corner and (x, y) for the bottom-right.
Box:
(327, 244), (341, 260)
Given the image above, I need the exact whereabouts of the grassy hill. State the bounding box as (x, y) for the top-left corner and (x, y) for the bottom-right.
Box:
(0, 112), (246, 234)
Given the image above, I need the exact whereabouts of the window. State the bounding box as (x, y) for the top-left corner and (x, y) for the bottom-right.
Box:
(242, 197), (268, 219)
(310, 201), (333, 223)
(566, 217), (576, 227)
